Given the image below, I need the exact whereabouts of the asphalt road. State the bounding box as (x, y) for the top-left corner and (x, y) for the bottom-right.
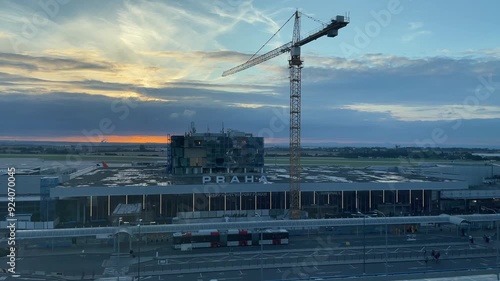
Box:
(131, 240), (496, 276)
(4, 229), (497, 280)
(150, 230), (471, 256)
(144, 256), (500, 281)
(0, 253), (109, 276)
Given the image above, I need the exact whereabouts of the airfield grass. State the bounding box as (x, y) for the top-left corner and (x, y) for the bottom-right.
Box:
(1, 153), (477, 167)
(265, 156), (475, 166)
(0, 153), (163, 163)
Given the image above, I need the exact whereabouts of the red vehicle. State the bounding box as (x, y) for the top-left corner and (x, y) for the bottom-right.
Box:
(227, 229), (252, 246)
(173, 229), (221, 249)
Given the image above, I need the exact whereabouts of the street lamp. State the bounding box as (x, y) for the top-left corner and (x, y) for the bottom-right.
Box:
(357, 212), (367, 274)
(118, 217), (123, 254)
(374, 210), (388, 275)
(137, 218), (143, 281)
(260, 230), (264, 281)
(316, 191), (320, 219)
(481, 207), (498, 270)
(393, 191), (396, 216)
(256, 214), (263, 281)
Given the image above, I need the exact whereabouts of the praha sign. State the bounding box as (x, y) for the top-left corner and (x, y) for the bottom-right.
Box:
(202, 175), (269, 184)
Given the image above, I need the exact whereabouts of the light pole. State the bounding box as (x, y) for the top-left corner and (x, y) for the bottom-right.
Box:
(481, 207), (498, 271)
(137, 218), (142, 281)
(118, 217), (123, 254)
(256, 214), (263, 281)
(393, 190), (396, 216)
(117, 217), (123, 278)
(357, 212), (367, 274)
(316, 191), (321, 219)
(260, 230), (264, 281)
(363, 214), (366, 274)
(374, 210), (388, 274)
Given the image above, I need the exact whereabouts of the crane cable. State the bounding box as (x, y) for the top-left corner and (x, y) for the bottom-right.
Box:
(246, 12), (328, 63)
(247, 12), (295, 62)
(300, 12), (328, 27)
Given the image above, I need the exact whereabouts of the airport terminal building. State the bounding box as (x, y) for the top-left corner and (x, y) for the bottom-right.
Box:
(3, 161), (499, 229)
(1, 134), (500, 229)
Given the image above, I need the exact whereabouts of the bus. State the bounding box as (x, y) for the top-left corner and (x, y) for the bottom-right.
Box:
(259, 229), (289, 245)
(226, 229), (252, 246)
(173, 229), (289, 249)
(173, 229), (221, 249)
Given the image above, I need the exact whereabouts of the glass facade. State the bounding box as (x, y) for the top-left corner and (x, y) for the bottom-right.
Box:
(54, 188), (438, 224)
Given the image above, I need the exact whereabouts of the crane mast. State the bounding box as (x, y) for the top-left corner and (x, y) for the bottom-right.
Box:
(222, 11), (349, 220)
(289, 10), (302, 220)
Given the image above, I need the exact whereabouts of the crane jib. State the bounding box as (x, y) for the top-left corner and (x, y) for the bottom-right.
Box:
(222, 18), (348, 77)
(221, 42), (293, 77)
(295, 20), (348, 47)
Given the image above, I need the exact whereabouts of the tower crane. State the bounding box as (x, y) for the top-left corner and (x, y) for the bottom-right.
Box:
(222, 11), (349, 219)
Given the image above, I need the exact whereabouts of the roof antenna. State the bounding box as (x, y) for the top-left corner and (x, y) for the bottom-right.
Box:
(190, 121), (196, 134)
(221, 122), (225, 133)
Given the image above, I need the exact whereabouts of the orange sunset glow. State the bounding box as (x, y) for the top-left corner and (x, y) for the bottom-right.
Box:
(0, 135), (170, 144)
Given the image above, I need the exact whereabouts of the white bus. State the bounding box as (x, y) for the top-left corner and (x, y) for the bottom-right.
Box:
(259, 229), (289, 245)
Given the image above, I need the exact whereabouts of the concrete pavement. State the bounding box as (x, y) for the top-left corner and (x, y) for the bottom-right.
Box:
(18, 243), (168, 257)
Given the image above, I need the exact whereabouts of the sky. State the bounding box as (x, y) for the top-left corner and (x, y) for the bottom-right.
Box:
(1, 0), (500, 147)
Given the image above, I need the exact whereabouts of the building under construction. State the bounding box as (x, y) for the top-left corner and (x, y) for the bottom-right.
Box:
(170, 127), (264, 176)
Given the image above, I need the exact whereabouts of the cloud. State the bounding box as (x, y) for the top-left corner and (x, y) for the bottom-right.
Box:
(211, 0), (285, 35)
(408, 22), (424, 30)
(401, 21), (431, 42)
(1, 1), (499, 146)
(0, 52), (113, 71)
(2, 92), (500, 146)
(182, 109), (196, 117)
(2, 50), (500, 138)
(299, 53), (500, 107)
(0, 92), (289, 139)
(440, 48), (500, 59)
(402, 30), (432, 42)
(0, 0), (285, 85)
(337, 104), (500, 121)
